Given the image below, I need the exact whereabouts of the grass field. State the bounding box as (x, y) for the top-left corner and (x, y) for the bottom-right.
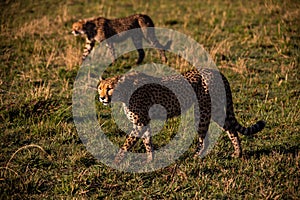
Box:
(1, 0), (299, 199)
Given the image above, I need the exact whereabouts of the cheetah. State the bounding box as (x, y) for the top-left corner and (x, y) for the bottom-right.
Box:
(72, 14), (171, 64)
(97, 68), (266, 163)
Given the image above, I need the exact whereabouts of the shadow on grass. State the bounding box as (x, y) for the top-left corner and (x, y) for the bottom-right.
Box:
(245, 144), (299, 159)
(1, 97), (72, 124)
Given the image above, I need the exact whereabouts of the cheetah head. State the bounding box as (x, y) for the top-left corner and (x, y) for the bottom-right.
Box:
(71, 21), (85, 36)
(97, 76), (120, 106)
(97, 71), (146, 106)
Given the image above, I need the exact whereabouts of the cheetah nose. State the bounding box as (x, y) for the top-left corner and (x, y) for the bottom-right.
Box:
(99, 96), (105, 101)
(71, 30), (79, 36)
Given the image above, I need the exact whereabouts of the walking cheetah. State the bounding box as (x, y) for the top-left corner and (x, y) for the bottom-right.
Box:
(72, 14), (171, 64)
(97, 68), (266, 163)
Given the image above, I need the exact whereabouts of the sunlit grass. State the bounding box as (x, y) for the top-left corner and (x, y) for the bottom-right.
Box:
(0, 0), (299, 199)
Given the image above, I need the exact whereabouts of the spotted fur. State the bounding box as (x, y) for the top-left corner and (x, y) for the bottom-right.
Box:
(72, 14), (171, 64)
(98, 68), (266, 163)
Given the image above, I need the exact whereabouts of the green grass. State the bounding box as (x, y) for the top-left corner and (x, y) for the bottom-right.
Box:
(1, 0), (299, 199)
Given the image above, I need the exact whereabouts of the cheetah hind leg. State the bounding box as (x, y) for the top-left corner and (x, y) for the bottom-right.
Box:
(143, 28), (171, 63)
(114, 125), (141, 164)
(136, 49), (145, 64)
(131, 34), (145, 64)
(193, 103), (211, 158)
(194, 127), (209, 158)
(226, 129), (242, 158)
(157, 40), (172, 63)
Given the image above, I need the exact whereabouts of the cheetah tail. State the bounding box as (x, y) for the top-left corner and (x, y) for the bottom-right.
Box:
(235, 120), (266, 136)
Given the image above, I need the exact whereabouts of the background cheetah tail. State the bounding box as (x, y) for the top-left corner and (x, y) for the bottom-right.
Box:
(236, 120), (266, 136)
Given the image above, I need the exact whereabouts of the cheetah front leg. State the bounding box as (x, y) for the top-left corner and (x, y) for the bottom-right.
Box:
(141, 126), (153, 163)
(114, 124), (142, 164)
(82, 38), (95, 61)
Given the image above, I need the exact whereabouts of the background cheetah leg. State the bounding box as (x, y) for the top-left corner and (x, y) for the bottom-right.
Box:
(131, 34), (145, 64)
(82, 38), (95, 61)
(150, 39), (168, 63)
(136, 49), (145, 64)
(143, 28), (169, 63)
(158, 49), (167, 63)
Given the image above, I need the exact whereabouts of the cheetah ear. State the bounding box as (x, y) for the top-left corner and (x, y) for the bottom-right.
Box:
(118, 75), (125, 83)
(97, 77), (104, 88)
(98, 76), (105, 85)
(116, 75), (122, 81)
(109, 76), (120, 83)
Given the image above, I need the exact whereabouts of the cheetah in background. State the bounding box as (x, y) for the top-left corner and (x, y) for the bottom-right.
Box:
(72, 14), (172, 64)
